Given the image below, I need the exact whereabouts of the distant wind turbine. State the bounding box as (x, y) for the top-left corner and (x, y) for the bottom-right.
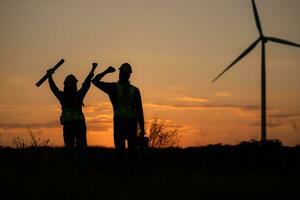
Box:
(212, 0), (300, 142)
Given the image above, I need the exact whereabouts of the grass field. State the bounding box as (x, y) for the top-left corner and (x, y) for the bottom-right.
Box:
(1, 141), (299, 200)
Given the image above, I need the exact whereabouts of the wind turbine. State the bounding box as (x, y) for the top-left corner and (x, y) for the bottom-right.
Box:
(212, 0), (300, 142)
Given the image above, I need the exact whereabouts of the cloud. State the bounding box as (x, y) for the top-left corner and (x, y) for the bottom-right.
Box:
(1, 114), (113, 132)
(1, 121), (59, 129)
(86, 114), (113, 123)
(247, 121), (286, 128)
(87, 124), (111, 132)
(0, 104), (59, 112)
(175, 97), (210, 103)
(247, 112), (300, 129)
(145, 102), (260, 112)
(84, 102), (112, 113)
(215, 92), (231, 97)
(86, 114), (113, 132)
(269, 113), (300, 119)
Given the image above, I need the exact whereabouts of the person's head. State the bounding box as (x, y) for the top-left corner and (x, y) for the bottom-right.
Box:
(64, 74), (78, 92)
(119, 63), (132, 82)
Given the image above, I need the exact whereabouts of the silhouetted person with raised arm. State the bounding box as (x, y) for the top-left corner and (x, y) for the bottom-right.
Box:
(92, 63), (145, 152)
(47, 63), (97, 149)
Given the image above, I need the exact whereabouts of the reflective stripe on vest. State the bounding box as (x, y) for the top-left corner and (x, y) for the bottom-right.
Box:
(114, 83), (136, 119)
(60, 108), (85, 124)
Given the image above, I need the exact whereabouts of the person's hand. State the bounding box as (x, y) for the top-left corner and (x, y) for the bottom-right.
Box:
(47, 68), (54, 75)
(92, 63), (98, 71)
(90, 63), (98, 76)
(106, 66), (116, 73)
(92, 63), (98, 69)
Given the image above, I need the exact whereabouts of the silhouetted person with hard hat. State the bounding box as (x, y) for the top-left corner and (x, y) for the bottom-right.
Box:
(92, 63), (145, 152)
(47, 63), (97, 149)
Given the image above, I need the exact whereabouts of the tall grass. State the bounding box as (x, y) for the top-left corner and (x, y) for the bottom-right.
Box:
(12, 127), (50, 148)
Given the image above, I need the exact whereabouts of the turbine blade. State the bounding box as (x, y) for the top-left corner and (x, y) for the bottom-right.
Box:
(252, 0), (263, 36)
(267, 37), (300, 48)
(212, 38), (260, 83)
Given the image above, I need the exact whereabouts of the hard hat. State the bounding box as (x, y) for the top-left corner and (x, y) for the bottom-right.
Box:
(64, 74), (78, 86)
(119, 63), (132, 73)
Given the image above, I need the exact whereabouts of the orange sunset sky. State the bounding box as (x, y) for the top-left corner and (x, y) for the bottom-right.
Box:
(1, 0), (300, 147)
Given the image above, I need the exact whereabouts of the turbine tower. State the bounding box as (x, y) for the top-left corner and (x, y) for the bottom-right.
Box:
(212, 0), (300, 142)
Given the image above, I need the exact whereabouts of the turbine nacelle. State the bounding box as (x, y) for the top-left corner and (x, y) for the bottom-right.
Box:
(261, 36), (268, 43)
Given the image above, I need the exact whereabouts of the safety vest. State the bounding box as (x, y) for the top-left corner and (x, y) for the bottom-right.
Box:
(114, 83), (136, 119)
(60, 108), (85, 125)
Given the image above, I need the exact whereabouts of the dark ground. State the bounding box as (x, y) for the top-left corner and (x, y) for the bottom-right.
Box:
(0, 140), (299, 200)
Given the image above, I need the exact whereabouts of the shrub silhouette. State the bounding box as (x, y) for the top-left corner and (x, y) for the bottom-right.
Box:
(148, 116), (180, 148)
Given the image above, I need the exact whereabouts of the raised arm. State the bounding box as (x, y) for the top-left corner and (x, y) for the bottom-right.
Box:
(86, 63), (98, 82)
(47, 69), (61, 100)
(79, 63), (98, 96)
(92, 66), (116, 93)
